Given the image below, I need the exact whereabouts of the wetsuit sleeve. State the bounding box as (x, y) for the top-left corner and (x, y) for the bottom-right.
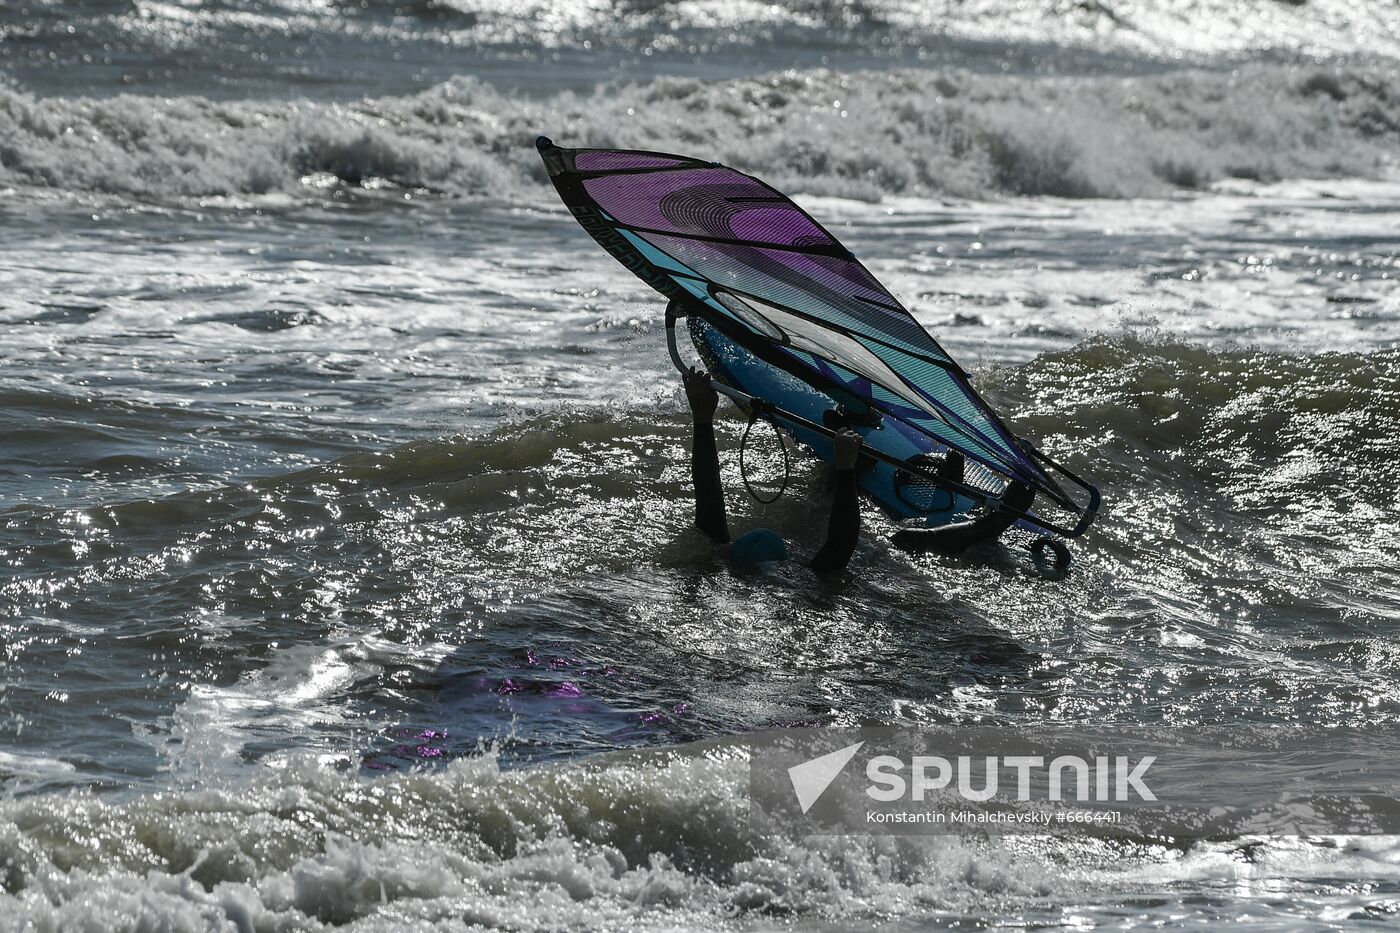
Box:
(692, 420), (730, 543)
(811, 466), (859, 573)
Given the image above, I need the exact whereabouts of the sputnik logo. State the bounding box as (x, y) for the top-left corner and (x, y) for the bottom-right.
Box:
(787, 741), (865, 814)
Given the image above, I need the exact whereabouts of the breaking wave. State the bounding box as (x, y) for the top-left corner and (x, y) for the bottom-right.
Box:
(1, 64), (1397, 202)
(990, 337), (1400, 508)
(0, 749), (994, 929)
(4, 742), (1400, 930)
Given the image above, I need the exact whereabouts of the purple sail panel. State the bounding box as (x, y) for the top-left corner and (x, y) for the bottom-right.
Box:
(728, 207), (827, 246)
(573, 151), (694, 172)
(583, 168), (833, 248)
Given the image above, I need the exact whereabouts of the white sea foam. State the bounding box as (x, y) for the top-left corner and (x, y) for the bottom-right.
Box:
(2, 748), (1398, 930)
(0, 64), (1395, 202)
(0, 751), (76, 788)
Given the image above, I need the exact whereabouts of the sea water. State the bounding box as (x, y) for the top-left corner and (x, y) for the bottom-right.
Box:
(2, 1), (1399, 928)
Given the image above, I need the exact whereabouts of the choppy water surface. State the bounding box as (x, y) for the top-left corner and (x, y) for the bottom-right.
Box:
(2, 2), (1400, 929)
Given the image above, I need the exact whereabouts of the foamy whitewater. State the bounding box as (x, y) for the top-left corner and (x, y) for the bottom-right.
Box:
(1, 1), (1399, 929)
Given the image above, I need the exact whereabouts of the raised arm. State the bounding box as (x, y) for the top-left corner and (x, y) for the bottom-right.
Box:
(683, 366), (730, 543)
(811, 428), (862, 574)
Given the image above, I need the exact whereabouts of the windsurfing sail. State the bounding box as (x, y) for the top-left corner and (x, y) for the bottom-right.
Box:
(536, 137), (1098, 538)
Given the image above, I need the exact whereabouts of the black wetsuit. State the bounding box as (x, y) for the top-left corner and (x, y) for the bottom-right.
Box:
(691, 419), (859, 573)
